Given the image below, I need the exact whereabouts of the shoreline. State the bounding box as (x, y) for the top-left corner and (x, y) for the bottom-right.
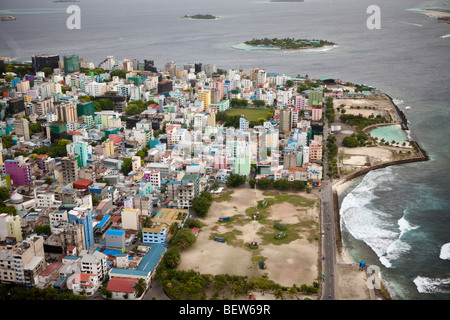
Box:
(330, 94), (429, 299)
(230, 42), (337, 52)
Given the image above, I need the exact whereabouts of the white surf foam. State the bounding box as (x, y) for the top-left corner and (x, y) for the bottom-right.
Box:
(400, 21), (423, 27)
(340, 168), (416, 268)
(439, 243), (450, 260)
(413, 276), (450, 294)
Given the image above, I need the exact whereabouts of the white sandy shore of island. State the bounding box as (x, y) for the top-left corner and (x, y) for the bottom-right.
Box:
(230, 43), (337, 52)
(333, 181), (372, 300)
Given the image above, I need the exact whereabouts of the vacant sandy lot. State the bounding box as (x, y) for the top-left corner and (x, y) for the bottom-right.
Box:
(178, 188), (321, 291)
(337, 95), (400, 122)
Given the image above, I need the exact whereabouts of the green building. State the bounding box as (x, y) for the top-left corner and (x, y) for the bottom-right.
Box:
(127, 77), (143, 85)
(308, 89), (323, 104)
(49, 122), (68, 142)
(74, 142), (88, 168)
(105, 127), (119, 139)
(77, 101), (95, 118)
(64, 55), (80, 74)
(80, 115), (94, 129)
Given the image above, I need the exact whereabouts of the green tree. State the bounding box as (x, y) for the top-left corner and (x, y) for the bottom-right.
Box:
(48, 139), (70, 157)
(29, 122), (42, 135)
(171, 228), (197, 249)
(110, 69), (127, 79)
(134, 278), (147, 298)
(273, 179), (291, 190)
(40, 67), (53, 77)
(162, 246), (181, 269)
(2, 135), (13, 149)
(252, 99), (266, 107)
(256, 178), (272, 190)
(226, 174), (246, 188)
(291, 180), (306, 191)
(342, 136), (360, 148)
(191, 194), (212, 218)
(35, 225), (52, 236)
(121, 157), (133, 175)
(0, 187), (10, 202)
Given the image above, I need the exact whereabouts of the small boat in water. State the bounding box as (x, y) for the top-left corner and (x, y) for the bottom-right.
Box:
(405, 106), (411, 110)
(1, 15), (16, 21)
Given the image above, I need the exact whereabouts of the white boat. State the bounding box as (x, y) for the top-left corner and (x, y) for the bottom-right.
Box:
(405, 106), (411, 110)
(1, 15), (16, 21)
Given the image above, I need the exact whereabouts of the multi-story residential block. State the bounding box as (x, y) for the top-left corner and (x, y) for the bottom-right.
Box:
(79, 250), (108, 280)
(176, 174), (199, 209)
(142, 224), (169, 244)
(71, 273), (100, 296)
(309, 140), (323, 162)
(0, 213), (22, 242)
(4, 158), (32, 186)
(0, 235), (46, 285)
(61, 155), (80, 185)
(279, 109), (291, 134)
(121, 208), (141, 231)
(13, 117), (30, 141)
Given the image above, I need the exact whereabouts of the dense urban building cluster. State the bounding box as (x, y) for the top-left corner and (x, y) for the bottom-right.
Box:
(0, 53), (373, 299)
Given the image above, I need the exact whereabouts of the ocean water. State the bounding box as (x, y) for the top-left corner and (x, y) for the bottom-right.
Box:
(0, 0), (449, 300)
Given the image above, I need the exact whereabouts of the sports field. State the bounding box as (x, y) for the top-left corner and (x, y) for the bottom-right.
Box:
(225, 107), (270, 121)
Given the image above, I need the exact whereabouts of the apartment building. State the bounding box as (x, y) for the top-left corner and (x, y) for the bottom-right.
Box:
(79, 250), (108, 280)
(0, 235), (46, 285)
(61, 155), (80, 185)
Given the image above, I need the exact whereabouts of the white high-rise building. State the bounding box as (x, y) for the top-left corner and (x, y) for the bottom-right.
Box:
(85, 81), (106, 97)
(98, 56), (116, 70)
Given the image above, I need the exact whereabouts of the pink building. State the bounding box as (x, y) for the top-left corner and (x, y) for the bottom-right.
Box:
(295, 95), (306, 110)
(311, 105), (323, 122)
(4, 159), (32, 185)
(123, 197), (134, 209)
(214, 155), (227, 169)
(213, 81), (224, 100)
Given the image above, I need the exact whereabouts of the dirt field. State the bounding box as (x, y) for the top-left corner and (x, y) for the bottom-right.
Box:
(337, 95), (400, 122)
(178, 188), (321, 290)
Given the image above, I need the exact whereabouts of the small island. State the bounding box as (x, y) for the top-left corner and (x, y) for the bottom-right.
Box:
(244, 37), (336, 50)
(182, 14), (217, 20)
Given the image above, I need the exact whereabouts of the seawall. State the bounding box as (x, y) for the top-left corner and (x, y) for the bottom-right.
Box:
(332, 94), (429, 254)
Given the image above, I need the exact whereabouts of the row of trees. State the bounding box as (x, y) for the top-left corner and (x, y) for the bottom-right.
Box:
(32, 139), (71, 158)
(0, 284), (86, 300)
(250, 178), (306, 191)
(125, 99), (157, 116)
(191, 191), (213, 218)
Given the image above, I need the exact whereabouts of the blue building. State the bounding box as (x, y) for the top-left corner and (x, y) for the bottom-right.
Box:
(68, 208), (94, 250)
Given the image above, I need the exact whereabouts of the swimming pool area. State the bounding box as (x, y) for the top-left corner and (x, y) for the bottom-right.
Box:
(369, 124), (408, 144)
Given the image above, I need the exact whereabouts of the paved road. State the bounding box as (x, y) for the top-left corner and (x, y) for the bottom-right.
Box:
(318, 182), (337, 300)
(319, 111), (338, 300)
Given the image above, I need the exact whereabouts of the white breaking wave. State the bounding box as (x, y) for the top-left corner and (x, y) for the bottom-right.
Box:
(400, 21), (423, 27)
(340, 168), (415, 268)
(303, 45), (338, 53)
(413, 276), (450, 294)
(392, 98), (404, 105)
(440, 243), (450, 260)
(398, 216), (419, 236)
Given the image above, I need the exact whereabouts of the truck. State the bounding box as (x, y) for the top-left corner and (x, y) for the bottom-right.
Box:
(214, 237), (226, 243)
